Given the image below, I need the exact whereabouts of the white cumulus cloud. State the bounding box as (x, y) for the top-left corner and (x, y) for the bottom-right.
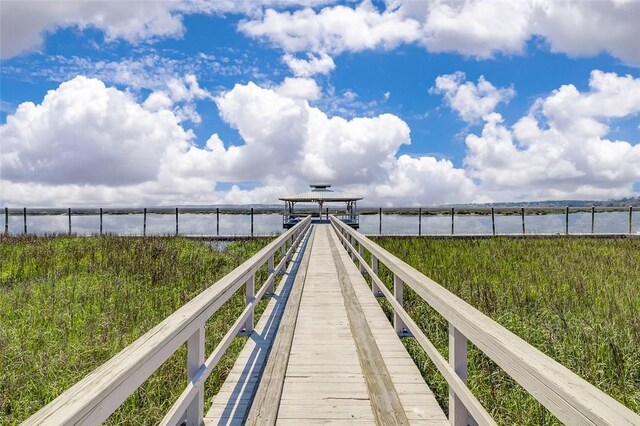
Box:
(282, 52), (336, 76)
(430, 72), (515, 122)
(0, 76), (192, 186)
(239, 2), (422, 54)
(0, 0), (339, 59)
(1, 75), (479, 206)
(241, 0), (640, 65)
(457, 70), (640, 200)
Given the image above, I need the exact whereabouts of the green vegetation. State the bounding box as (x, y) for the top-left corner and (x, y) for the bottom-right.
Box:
(371, 237), (640, 424)
(0, 235), (274, 425)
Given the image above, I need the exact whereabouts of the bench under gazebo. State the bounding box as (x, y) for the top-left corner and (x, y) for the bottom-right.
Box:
(279, 184), (363, 229)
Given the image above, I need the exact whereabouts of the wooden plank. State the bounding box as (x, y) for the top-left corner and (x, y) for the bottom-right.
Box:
(328, 227), (448, 425)
(204, 226), (313, 425)
(277, 225), (375, 423)
(244, 228), (316, 425)
(327, 226), (410, 425)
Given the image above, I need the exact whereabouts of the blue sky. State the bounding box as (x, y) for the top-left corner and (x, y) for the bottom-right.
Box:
(1, 0), (639, 206)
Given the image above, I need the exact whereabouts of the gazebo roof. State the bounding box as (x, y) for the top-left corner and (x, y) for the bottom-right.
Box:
(279, 184), (363, 202)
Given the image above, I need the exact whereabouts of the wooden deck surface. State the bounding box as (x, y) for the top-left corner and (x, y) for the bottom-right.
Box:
(205, 224), (447, 425)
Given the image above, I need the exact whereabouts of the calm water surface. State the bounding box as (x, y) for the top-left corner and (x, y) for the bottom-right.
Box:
(2, 211), (638, 236)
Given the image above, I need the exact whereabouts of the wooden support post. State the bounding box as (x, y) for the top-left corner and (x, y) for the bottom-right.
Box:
(359, 243), (365, 273)
(216, 207), (220, 236)
(565, 206), (569, 235)
(4, 207), (8, 234)
(326, 207), (329, 220)
(379, 207), (382, 235)
(244, 274), (255, 333)
(451, 207), (455, 235)
(371, 256), (381, 296)
(185, 326), (205, 426)
(591, 206), (595, 234)
(99, 208), (103, 235)
(491, 207), (495, 236)
(68, 208), (72, 235)
(23, 207), (27, 234)
(267, 255), (275, 294)
(629, 206), (633, 235)
(393, 274), (407, 336)
(251, 207), (254, 236)
(418, 207), (422, 236)
(143, 208), (147, 236)
(175, 207), (179, 236)
(521, 207), (525, 235)
(352, 238), (357, 262)
(449, 324), (470, 426)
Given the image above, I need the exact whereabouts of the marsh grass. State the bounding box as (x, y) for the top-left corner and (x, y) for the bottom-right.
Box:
(0, 234), (274, 425)
(370, 237), (640, 424)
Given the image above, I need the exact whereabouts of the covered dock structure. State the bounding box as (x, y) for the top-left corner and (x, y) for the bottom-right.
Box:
(279, 183), (363, 229)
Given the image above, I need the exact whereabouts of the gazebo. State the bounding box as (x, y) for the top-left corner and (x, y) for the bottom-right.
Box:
(279, 184), (363, 229)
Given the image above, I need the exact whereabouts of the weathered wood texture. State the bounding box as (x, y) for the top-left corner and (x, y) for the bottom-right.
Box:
(242, 228), (315, 425)
(331, 216), (640, 426)
(327, 227), (448, 425)
(204, 228), (314, 425)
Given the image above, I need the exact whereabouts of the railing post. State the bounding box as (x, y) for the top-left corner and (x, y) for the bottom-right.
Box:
(449, 324), (470, 426)
(521, 207), (525, 235)
(352, 238), (358, 262)
(491, 207), (495, 236)
(185, 326), (205, 426)
(379, 207), (382, 235)
(591, 206), (595, 234)
(23, 207), (27, 234)
(244, 273), (255, 333)
(216, 207), (220, 236)
(359, 243), (365, 273)
(68, 208), (72, 235)
(418, 207), (422, 236)
(175, 207), (179, 236)
(629, 206), (633, 235)
(99, 208), (103, 235)
(565, 206), (569, 235)
(393, 274), (407, 336)
(4, 207), (8, 235)
(451, 207), (455, 235)
(267, 255), (275, 294)
(371, 256), (381, 296)
(143, 208), (147, 236)
(251, 207), (254, 236)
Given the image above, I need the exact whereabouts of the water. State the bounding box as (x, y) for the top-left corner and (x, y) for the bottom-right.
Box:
(1, 211), (638, 236)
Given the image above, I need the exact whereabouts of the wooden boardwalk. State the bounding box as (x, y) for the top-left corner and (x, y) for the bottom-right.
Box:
(205, 224), (447, 425)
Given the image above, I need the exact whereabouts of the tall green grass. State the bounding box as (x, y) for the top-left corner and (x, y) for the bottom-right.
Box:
(0, 235), (274, 425)
(372, 237), (640, 424)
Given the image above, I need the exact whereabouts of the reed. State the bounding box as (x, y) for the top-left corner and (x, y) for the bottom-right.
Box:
(372, 236), (640, 424)
(0, 234), (274, 425)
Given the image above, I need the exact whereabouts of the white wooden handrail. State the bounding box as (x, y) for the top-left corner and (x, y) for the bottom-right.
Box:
(330, 216), (640, 426)
(24, 216), (312, 426)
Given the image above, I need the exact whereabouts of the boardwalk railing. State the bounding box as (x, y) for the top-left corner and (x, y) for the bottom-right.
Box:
(330, 215), (640, 426)
(24, 216), (311, 426)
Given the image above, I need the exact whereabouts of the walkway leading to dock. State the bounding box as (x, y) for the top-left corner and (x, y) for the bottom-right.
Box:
(205, 224), (447, 425)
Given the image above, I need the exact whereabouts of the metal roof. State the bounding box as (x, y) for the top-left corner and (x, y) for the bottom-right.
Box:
(279, 185), (363, 202)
